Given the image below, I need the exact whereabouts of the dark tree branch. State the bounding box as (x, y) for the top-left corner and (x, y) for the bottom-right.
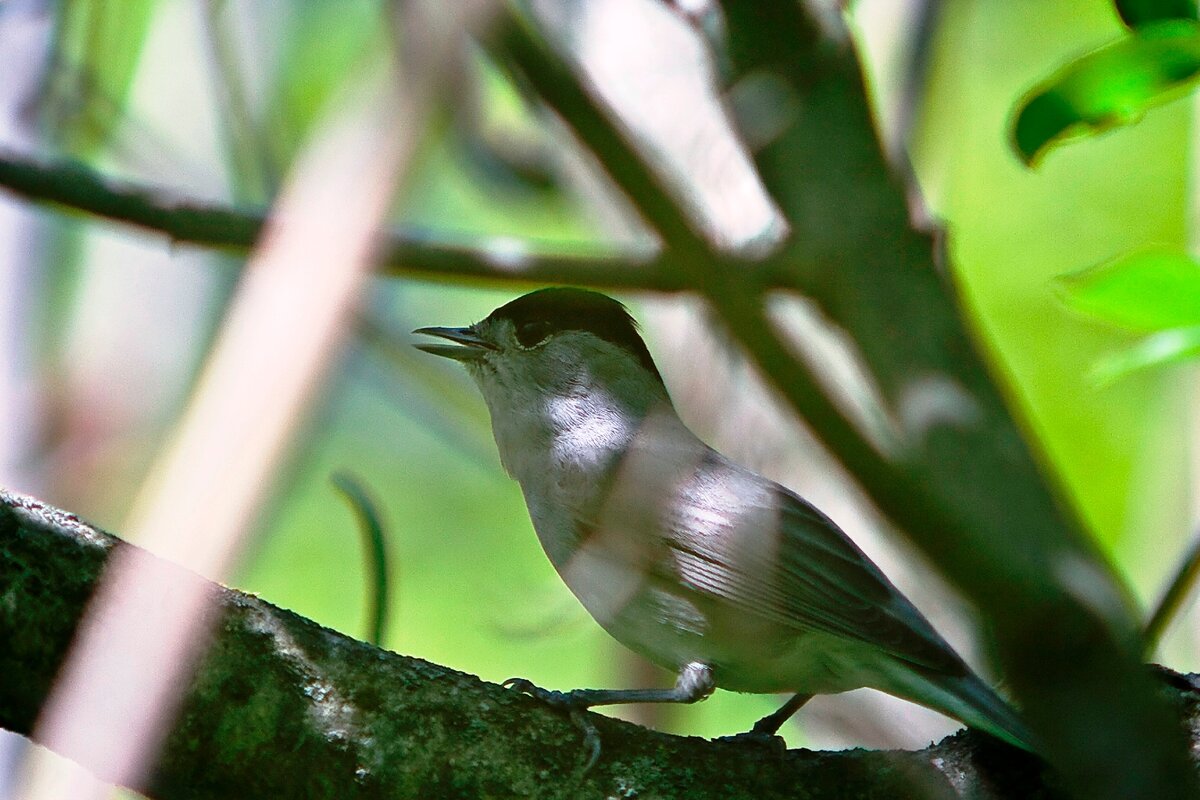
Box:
(0, 488), (1145, 800)
(0, 145), (705, 291)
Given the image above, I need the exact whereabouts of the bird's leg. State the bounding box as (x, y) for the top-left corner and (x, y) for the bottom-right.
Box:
(507, 661), (715, 708)
(503, 662), (715, 769)
(750, 692), (812, 736)
(718, 692), (812, 749)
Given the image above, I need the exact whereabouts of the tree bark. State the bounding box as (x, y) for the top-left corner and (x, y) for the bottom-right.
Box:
(0, 488), (1127, 799)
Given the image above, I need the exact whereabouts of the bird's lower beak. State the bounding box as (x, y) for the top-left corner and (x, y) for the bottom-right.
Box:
(412, 326), (497, 361)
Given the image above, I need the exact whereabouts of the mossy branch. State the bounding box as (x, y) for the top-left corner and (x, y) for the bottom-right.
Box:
(0, 489), (1092, 800)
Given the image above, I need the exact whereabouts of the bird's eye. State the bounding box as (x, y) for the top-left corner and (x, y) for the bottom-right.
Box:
(516, 320), (554, 348)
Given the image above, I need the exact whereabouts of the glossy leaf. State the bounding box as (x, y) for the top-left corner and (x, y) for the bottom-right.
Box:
(1116, 0), (1198, 28)
(1090, 326), (1200, 384)
(1012, 19), (1200, 165)
(1058, 248), (1200, 330)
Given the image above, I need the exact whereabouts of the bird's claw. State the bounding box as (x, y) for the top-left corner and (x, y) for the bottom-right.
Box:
(502, 678), (602, 771)
(715, 728), (789, 760)
(568, 706), (602, 772)
(502, 677), (572, 707)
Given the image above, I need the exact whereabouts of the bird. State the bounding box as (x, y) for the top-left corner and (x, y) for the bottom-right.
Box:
(414, 286), (1032, 762)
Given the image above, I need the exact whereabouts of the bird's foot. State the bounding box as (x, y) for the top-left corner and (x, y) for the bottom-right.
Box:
(502, 678), (573, 707)
(715, 727), (789, 759)
(503, 678), (602, 771)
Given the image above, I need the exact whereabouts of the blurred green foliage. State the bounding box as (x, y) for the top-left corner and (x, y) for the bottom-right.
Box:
(1116, 0), (1199, 27)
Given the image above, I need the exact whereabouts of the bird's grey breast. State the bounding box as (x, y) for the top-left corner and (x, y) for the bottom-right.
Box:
(488, 386), (645, 564)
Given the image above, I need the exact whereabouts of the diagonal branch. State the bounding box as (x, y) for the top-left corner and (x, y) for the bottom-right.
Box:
(0, 488), (1131, 800)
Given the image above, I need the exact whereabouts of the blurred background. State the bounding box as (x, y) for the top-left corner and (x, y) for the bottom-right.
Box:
(0, 0), (1195, 777)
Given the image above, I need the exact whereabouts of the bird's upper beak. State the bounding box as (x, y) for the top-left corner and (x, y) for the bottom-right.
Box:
(412, 326), (498, 361)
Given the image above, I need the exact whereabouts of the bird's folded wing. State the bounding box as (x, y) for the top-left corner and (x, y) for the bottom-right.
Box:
(660, 483), (964, 674)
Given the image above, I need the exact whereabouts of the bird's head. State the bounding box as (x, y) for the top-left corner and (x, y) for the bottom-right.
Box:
(414, 287), (669, 419)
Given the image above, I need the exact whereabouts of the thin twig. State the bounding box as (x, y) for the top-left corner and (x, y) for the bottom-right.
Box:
(0, 145), (704, 291)
(1145, 527), (1200, 654)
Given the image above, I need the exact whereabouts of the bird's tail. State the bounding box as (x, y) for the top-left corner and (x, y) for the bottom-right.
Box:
(878, 662), (1037, 752)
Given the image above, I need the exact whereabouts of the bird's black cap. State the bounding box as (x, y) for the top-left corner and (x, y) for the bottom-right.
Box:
(487, 288), (663, 384)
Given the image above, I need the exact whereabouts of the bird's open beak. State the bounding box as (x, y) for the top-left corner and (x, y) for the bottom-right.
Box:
(412, 326), (498, 361)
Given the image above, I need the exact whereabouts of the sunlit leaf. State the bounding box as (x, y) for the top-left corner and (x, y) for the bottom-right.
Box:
(1058, 248), (1200, 330)
(1116, 0), (1198, 28)
(1090, 325), (1200, 384)
(1012, 19), (1200, 165)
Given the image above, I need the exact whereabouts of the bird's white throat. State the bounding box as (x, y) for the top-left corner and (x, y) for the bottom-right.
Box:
(478, 372), (684, 567)
(487, 384), (648, 500)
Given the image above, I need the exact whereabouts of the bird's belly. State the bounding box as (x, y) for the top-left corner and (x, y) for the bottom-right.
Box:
(561, 562), (868, 697)
(522, 469), (877, 698)
(711, 631), (883, 695)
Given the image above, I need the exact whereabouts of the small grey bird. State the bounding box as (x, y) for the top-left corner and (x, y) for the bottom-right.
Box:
(415, 287), (1032, 758)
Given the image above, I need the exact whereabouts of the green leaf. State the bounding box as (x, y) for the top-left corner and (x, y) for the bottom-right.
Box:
(1090, 326), (1200, 384)
(1012, 19), (1200, 165)
(1058, 248), (1200, 330)
(1116, 0), (1198, 28)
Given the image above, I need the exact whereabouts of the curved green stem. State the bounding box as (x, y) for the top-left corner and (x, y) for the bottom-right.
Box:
(331, 472), (392, 648)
